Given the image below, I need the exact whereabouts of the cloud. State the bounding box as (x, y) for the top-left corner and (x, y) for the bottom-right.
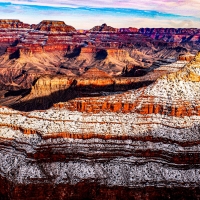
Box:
(0, 7), (15, 13)
(0, 0), (199, 18)
(0, 3), (23, 13)
(0, 0), (199, 28)
(169, 19), (195, 28)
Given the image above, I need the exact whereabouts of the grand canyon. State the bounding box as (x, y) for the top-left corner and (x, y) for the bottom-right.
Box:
(0, 19), (200, 199)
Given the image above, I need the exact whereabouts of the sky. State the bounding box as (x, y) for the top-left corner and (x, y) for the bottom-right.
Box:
(0, 0), (199, 29)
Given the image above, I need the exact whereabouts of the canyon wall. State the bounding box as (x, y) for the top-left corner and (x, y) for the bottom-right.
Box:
(0, 20), (200, 199)
(0, 52), (199, 199)
(0, 20), (199, 91)
(0, 19), (30, 29)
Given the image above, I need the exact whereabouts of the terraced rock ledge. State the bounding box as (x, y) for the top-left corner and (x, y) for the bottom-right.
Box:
(0, 52), (199, 199)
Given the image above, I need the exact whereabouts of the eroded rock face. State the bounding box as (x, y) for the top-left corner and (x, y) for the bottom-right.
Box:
(0, 52), (200, 199)
(7, 69), (168, 111)
(58, 52), (200, 116)
(0, 20), (199, 91)
(178, 53), (196, 61)
(82, 68), (111, 78)
(139, 28), (200, 42)
(5, 56), (188, 112)
(0, 19), (30, 29)
(90, 23), (116, 32)
(35, 20), (76, 32)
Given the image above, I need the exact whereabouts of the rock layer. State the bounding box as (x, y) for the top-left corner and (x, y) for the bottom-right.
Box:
(0, 20), (199, 91)
(35, 20), (76, 32)
(0, 52), (200, 199)
(0, 20), (200, 199)
(90, 23), (116, 32)
(0, 19), (30, 29)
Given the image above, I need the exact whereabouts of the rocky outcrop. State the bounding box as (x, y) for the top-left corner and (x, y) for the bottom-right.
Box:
(0, 19), (30, 29)
(0, 51), (70, 90)
(5, 54), (192, 111)
(139, 28), (200, 43)
(178, 53), (196, 61)
(90, 23), (116, 32)
(43, 44), (70, 52)
(8, 69), (168, 111)
(0, 20), (198, 91)
(82, 68), (111, 78)
(61, 52), (200, 115)
(35, 20), (76, 32)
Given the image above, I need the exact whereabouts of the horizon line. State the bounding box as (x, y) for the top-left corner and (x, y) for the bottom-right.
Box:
(0, 19), (200, 30)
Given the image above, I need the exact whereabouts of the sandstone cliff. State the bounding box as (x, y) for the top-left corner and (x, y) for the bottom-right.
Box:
(35, 20), (76, 32)
(0, 53), (200, 199)
(90, 23), (116, 32)
(0, 20), (198, 92)
(0, 19), (30, 29)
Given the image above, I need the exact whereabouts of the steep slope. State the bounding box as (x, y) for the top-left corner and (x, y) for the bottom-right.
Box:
(0, 51), (71, 90)
(0, 21), (199, 92)
(64, 47), (140, 76)
(0, 53), (199, 199)
(82, 68), (111, 78)
(62, 52), (200, 115)
(5, 54), (192, 112)
(7, 68), (169, 111)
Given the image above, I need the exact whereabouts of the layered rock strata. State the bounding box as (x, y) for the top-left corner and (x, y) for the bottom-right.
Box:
(57, 52), (200, 116)
(90, 23), (116, 32)
(0, 19), (199, 92)
(6, 55), (189, 111)
(0, 19), (30, 29)
(0, 53), (199, 199)
(35, 20), (76, 32)
(7, 69), (167, 111)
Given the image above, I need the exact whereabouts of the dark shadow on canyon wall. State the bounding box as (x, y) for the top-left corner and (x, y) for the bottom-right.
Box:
(65, 47), (81, 58)
(122, 66), (148, 77)
(95, 49), (108, 60)
(9, 80), (154, 112)
(0, 176), (200, 200)
(9, 49), (20, 59)
(4, 88), (31, 98)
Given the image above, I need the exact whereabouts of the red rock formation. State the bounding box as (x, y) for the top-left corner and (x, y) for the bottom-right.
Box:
(54, 97), (200, 117)
(0, 21), (200, 200)
(82, 68), (111, 78)
(80, 47), (97, 53)
(139, 28), (200, 43)
(6, 46), (19, 54)
(119, 27), (139, 33)
(0, 21), (198, 90)
(0, 54), (200, 200)
(7, 42), (72, 55)
(43, 44), (70, 52)
(0, 19), (30, 29)
(51, 52), (200, 118)
(35, 20), (76, 32)
(90, 23), (116, 32)
(178, 53), (195, 61)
